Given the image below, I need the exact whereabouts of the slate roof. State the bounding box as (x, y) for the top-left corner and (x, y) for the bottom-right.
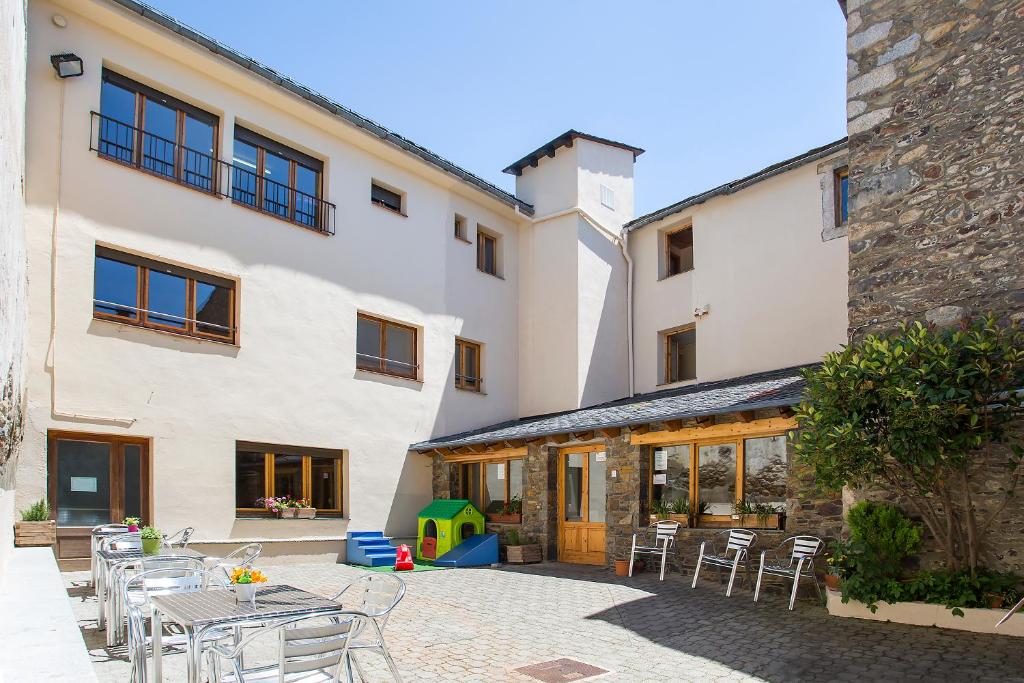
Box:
(411, 365), (810, 451)
(624, 138), (848, 232)
(104, 0), (534, 216)
(503, 130), (645, 176)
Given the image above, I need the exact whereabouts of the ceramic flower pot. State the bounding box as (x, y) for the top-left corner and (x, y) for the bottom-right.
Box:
(234, 583), (257, 604)
(141, 538), (161, 555)
(127, 524), (139, 532)
(296, 507), (316, 519)
(825, 573), (840, 591)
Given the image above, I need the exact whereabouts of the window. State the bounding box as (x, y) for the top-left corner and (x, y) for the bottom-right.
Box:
(477, 228), (499, 277)
(664, 226), (694, 277)
(663, 326), (696, 383)
(455, 339), (482, 392)
(232, 126), (324, 229)
(648, 433), (789, 526)
(460, 458), (523, 515)
(97, 69), (218, 192)
(235, 444), (343, 515)
(600, 184), (615, 210)
(356, 313), (418, 379)
(93, 246), (236, 343)
(454, 214), (468, 241)
(835, 167), (849, 226)
(370, 182), (403, 214)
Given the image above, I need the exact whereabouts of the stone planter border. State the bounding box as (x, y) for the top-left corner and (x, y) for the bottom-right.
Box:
(825, 588), (1024, 637)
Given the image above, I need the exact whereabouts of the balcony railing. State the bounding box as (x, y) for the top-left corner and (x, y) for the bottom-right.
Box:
(89, 111), (336, 236)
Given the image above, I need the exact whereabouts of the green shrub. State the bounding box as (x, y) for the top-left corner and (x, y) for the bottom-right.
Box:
(847, 501), (922, 577)
(20, 499), (49, 522)
(140, 525), (161, 540)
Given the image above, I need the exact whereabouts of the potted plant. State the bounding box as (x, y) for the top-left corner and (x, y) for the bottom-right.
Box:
(825, 539), (851, 591)
(14, 499), (55, 547)
(650, 499), (671, 524)
(503, 529), (541, 564)
(294, 498), (316, 519)
(693, 500), (711, 527)
(257, 496), (289, 518)
(229, 566), (268, 604)
(140, 526), (162, 555)
(732, 500), (783, 529)
(668, 498), (690, 527)
(487, 495), (523, 524)
(123, 516), (141, 532)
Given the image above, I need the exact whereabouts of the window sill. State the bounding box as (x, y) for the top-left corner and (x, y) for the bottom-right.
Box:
(371, 202), (407, 218)
(455, 235), (472, 244)
(92, 316), (239, 348)
(234, 514), (344, 520)
(355, 367), (423, 384)
(476, 268), (505, 280)
(656, 378), (697, 389)
(455, 386), (487, 396)
(658, 269), (694, 282)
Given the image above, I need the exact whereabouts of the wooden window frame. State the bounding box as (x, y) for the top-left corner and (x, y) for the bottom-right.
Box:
(663, 325), (696, 384)
(476, 228), (499, 277)
(232, 126), (325, 228)
(454, 338), (482, 392)
(99, 69), (221, 195)
(663, 224), (694, 279)
(834, 167), (849, 227)
(454, 214), (469, 242)
(356, 313), (419, 380)
(370, 181), (404, 215)
(235, 447), (344, 516)
(460, 458), (522, 513)
(93, 246), (237, 344)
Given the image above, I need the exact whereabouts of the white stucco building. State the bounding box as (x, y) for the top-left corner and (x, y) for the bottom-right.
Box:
(15, 0), (849, 564)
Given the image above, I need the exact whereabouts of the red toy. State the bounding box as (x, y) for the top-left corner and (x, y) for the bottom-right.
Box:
(394, 544), (414, 571)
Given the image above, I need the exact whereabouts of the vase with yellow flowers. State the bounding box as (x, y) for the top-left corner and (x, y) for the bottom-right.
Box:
(229, 567), (268, 604)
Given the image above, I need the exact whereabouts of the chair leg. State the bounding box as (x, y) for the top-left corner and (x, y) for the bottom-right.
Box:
(628, 536), (636, 578)
(372, 620), (403, 683)
(726, 556), (741, 597)
(789, 558), (805, 610)
(754, 560), (766, 603)
(659, 546), (668, 581)
(691, 545), (704, 589)
(808, 561), (824, 604)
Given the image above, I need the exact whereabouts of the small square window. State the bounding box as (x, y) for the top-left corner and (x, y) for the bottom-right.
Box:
(664, 226), (694, 278)
(371, 182), (404, 214)
(834, 168), (849, 226)
(663, 326), (696, 383)
(454, 214), (468, 241)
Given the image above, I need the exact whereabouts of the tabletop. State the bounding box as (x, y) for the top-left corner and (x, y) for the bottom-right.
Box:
(150, 584), (341, 629)
(96, 547), (205, 562)
(92, 527), (131, 537)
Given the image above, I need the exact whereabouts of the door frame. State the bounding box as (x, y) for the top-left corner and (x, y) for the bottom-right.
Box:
(556, 444), (607, 565)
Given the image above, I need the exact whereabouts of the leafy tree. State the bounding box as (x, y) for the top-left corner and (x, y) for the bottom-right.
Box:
(794, 316), (1024, 574)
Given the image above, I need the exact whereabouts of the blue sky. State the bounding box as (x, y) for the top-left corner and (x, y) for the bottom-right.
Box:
(143, 1), (847, 216)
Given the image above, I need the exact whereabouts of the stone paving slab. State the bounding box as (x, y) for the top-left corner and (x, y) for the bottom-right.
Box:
(64, 562), (1024, 682)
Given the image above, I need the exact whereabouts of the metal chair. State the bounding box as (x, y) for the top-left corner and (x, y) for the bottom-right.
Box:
(330, 574), (406, 681)
(691, 528), (758, 596)
(754, 535), (825, 610)
(90, 524), (129, 587)
(163, 526), (195, 548)
(205, 612), (368, 683)
(628, 520), (681, 580)
(206, 542), (263, 575)
(104, 531), (142, 551)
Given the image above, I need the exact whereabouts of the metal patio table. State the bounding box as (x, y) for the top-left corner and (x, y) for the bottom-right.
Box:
(90, 526), (130, 588)
(96, 546), (206, 647)
(150, 584), (346, 683)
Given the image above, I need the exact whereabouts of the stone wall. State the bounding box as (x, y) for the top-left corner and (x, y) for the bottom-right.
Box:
(0, 0), (28, 568)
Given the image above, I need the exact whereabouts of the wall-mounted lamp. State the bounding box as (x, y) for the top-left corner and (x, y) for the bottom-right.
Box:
(50, 53), (84, 78)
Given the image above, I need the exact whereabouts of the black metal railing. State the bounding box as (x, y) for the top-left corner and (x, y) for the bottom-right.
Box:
(90, 111), (336, 236)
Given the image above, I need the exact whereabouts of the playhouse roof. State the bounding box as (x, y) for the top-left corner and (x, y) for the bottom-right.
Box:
(418, 499), (475, 520)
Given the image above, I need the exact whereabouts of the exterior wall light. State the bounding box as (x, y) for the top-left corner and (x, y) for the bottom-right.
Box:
(50, 53), (84, 78)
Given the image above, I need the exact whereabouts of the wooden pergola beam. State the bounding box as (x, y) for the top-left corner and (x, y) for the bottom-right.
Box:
(547, 433), (571, 445)
(571, 431), (594, 441)
(737, 410), (755, 423)
(778, 406), (796, 418)
(663, 419), (684, 432)
(629, 424), (650, 436)
(598, 427), (621, 439)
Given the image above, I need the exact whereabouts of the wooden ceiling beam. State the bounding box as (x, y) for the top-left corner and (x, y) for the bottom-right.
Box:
(778, 407), (796, 418)
(663, 419), (684, 431)
(599, 427), (621, 439)
(737, 410), (755, 423)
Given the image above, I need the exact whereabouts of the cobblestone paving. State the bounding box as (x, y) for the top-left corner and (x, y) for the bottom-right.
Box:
(65, 563), (1024, 682)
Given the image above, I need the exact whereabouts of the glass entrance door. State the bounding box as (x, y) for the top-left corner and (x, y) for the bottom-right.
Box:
(558, 449), (607, 565)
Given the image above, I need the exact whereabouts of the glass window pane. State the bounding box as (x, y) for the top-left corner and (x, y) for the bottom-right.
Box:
(484, 462), (505, 513)
(667, 227), (694, 276)
(588, 452), (607, 523)
(385, 324), (416, 377)
(564, 453), (583, 521)
(141, 98), (177, 178)
(697, 443), (737, 515)
(183, 115), (215, 191)
(840, 173), (849, 222)
(508, 459), (523, 500)
(310, 456), (339, 510)
(94, 256), (139, 321)
(262, 150), (291, 217)
(371, 184), (402, 212)
(273, 454), (302, 500)
(744, 436), (788, 508)
(462, 463), (481, 511)
(235, 451), (264, 508)
(668, 329), (696, 382)
(232, 139), (259, 206)
(356, 317), (382, 371)
(146, 270), (187, 328)
(195, 280), (232, 337)
(55, 439), (111, 527)
(294, 164), (319, 226)
(652, 445), (690, 508)
(99, 80), (136, 162)
(123, 445), (142, 521)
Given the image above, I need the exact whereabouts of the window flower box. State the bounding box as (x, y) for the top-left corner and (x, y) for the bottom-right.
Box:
(14, 520), (56, 547)
(296, 507), (316, 519)
(486, 512), (522, 524)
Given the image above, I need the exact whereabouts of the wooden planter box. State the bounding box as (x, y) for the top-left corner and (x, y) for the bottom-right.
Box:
(649, 514), (690, 527)
(14, 520), (56, 547)
(505, 543), (542, 564)
(487, 512), (522, 524)
(735, 514), (782, 529)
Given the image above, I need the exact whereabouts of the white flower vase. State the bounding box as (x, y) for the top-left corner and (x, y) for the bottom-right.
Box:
(234, 583), (257, 604)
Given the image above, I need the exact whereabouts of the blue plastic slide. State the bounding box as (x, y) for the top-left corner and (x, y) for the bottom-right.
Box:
(432, 533), (499, 567)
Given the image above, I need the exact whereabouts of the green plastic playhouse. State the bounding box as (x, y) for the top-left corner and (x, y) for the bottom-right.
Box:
(416, 499), (484, 562)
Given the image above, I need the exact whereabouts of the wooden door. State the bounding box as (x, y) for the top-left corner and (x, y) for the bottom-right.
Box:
(558, 448), (607, 565)
(48, 431), (150, 559)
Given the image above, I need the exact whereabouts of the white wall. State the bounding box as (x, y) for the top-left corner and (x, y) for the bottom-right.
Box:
(18, 0), (527, 547)
(630, 154), (849, 394)
(0, 0), (28, 568)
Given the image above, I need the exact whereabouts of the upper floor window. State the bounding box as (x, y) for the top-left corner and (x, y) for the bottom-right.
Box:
(93, 246), (236, 343)
(477, 227), (500, 277)
(371, 182), (404, 214)
(232, 127), (324, 230)
(454, 214), (468, 241)
(96, 69), (218, 193)
(834, 167), (849, 226)
(664, 226), (694, 278)
(356, 313), (418, 380)
(455, 338), (482, 392)
(663, 326), (696, 384)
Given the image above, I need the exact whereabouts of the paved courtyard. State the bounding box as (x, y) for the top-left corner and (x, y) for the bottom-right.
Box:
(65, 562), (1024, 682)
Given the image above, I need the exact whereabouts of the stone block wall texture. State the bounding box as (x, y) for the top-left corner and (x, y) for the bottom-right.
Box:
(0, 0), (28, 567)
(845, 0), (1024, 572)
